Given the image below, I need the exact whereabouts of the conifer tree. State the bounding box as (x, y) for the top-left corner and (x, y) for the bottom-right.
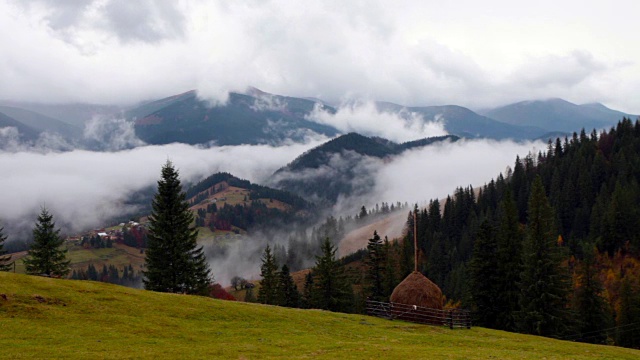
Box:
(468, 220), (500, 327)
(495, 190), (523, 331)
(276, 264), (300, 308)
(573, 243), (611, 344)
(257, 244), (279, 305)
(365, 230), (385, 301)
(314, 237), (353, 312)
(0, 224), (11, 271)
(382, 236), (396, 298)
(616, 276), (640, 348)
(23, 208), (70, 277)
(144, 161), (211, 294)
(518, 176), (573, 338)
(301, 271), (315, 309)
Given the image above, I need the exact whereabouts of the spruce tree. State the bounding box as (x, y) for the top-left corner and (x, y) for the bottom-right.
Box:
(495, 190), (523, 331)
(144, 161), (211, 294)
(257, 244), (279, 305)
(0, 224), (11, 271)
(518, 176), (573, 338)
(468, 220), (500, 327)
(314, 237), (353, 312)
(23, 208), (70, 277)
(573, 243), (611, 344)
(276, 264), (300, 308)
(616, 276), (640, 348)
(365, 230), (385, 301)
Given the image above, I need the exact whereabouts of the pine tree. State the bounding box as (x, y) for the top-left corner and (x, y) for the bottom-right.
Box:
(301, 271), (315, 308)
(518, 176), (573, 338)
(365, 230), (385, 301)
(0, 224), (11, 271)
(468, 220), (500, 327)
(144, 161), (211, 294)
(382, 236), (396, 298)
(314, 237), (353, 312)
(276, 264), (300, 308)
(573, 243), (611, 344)
(257, 244), (279, 305)
(495, 190), (523, 331)
(23, 208), (70, 277)
(616, 276), (640, 348)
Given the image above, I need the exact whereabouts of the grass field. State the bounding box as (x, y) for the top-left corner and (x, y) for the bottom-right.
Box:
(1, 272), (638, 359)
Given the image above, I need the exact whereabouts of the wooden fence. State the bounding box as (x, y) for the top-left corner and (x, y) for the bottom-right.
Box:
(366, 299), (471, 329)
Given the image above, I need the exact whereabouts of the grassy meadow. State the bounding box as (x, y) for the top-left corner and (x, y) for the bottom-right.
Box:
(1, 272), (638, 359)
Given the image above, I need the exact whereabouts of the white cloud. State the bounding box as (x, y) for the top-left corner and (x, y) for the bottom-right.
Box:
(0, 137), (326, 236)
(307, 101), (447, 142)
(0, 0), (638, 113)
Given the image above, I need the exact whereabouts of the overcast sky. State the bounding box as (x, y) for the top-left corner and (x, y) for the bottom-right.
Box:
(1, 0), (639, 113)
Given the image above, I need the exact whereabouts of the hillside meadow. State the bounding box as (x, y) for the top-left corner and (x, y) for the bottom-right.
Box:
(1, 272), (638, 359)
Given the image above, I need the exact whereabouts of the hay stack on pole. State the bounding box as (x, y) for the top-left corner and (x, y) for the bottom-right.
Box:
(390, 209), (443, 310)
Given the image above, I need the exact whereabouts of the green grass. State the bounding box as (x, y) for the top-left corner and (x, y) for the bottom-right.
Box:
(1, 272), (638, 359)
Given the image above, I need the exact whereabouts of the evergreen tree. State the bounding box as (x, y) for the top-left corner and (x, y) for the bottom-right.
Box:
(518, 176), (573, 338)
(276, 264), (300, 308)
(314, 238), (353, 312)
(301, 271), (315, 309)
(495, 190), (523, 331)
(382, 237), (396, 298)
(365, 230), (385, 301)
(573, 243), (611, 344)
(257, 244), (279, 305)
(0, 224), (11, 271)
(468, 220), (500, 327)
(144, 161), (211, 294)
(23, 208), (70, 277)
(616, 276), (640, 348)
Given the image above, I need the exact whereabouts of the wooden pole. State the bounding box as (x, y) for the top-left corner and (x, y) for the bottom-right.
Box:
(414, 209), (418, 273)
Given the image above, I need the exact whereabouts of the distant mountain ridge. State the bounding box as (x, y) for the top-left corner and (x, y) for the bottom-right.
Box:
(271, 133), (458, 203)
(481, 98), (638, 133)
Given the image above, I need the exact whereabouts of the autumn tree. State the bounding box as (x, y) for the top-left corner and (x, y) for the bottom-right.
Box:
(23, 208), (70, 277)
(144, 161), (211, 294)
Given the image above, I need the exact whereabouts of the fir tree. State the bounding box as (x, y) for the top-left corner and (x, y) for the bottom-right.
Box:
(573, 243), (611, 344)
(616, 276), (640, 348)
(0, 224), (11, 271)
(23, 208), (70, 277)
(468, 220), (500, 327)
(495, 190), (523, 331)
(276, 264), (300, 308)
(314, 237), (353, 312)
(257, 245), (279, 305)
(365, 230), (385, 301)
(301, 271), (315, 309)
(518, 176), (573, 338)
(382, 236), (396, 298)
(144, 161), (211, 294)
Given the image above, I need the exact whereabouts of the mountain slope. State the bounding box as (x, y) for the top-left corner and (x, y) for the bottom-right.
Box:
(481, 98), (638, 133)
(0, 105), (83, 139)
(2, 272), (638, 359)
(132, 90), (339, 145)
(0, 100), (120, 127)
(0, 111), (40, 141)
(271, 133), (457, 203)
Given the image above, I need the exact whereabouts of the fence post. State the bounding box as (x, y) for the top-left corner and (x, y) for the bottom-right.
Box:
(448, 310), (453, 329)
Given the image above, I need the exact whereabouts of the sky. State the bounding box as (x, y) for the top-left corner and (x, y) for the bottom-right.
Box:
(1, 0), (639, 113)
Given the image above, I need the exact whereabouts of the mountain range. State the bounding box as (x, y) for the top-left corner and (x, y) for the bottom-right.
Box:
(0, 89), (637, 149)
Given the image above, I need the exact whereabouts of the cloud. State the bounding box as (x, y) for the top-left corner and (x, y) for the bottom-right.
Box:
(372, 138), (545, 205)
(306, 101), (447, 142)
(0, 137), (327, 239)
(82, 115), (146, 151)
(1, 1), (639, 113)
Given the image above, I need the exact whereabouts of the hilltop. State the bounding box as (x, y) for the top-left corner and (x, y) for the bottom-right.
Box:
(1, 272), (638, 359)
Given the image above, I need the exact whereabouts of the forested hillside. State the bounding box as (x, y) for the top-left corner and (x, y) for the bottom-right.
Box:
(392, 118), (640, 347)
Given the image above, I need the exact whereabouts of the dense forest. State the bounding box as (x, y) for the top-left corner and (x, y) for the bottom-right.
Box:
(395, 118), (640, 346)
(259, 118), (640, 349)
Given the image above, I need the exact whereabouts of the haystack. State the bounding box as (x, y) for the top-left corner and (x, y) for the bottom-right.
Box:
(390, 271), (443, 310)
